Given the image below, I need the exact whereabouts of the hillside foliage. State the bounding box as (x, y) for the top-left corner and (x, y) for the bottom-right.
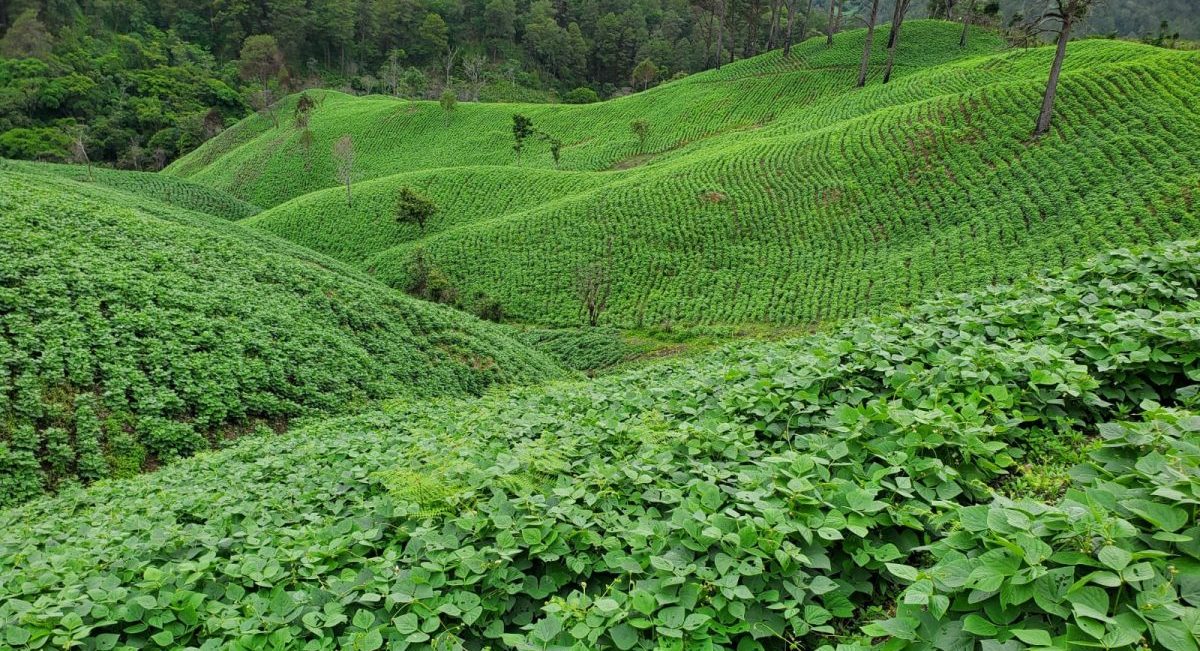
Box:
(1, 240), (1198, 649)
(214, 24), (1200, 329)
(0, 159), (261, 219)
(0, 24), (246, 165)
(0, 169), (563, 508)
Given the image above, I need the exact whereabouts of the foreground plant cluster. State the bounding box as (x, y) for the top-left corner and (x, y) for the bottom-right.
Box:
(1, 241), (1198, 649)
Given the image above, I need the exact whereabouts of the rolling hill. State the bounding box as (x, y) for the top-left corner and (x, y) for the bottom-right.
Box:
(172, 22), (1200, 328)
(3, 239), (1197, 649)
(0, 168), (563, 508)
(0, 159), (262, 220)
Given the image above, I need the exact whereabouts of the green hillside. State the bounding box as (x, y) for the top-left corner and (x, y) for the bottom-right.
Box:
(0, 169), (563, 508)
(0, 159), (262, 220)
(3, 240), (1198, 649)
(182, 23), (1200, 328)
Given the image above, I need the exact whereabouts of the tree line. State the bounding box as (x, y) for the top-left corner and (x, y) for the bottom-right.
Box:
(0, 0), (1190, 167)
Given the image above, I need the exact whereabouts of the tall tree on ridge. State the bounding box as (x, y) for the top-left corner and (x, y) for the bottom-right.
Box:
(784, 0), (816, 56)
(238, 35), (286, 90)
(1033, 0), (1097, 138)
(881, 0), (914, 84)
(767, 0), (783, 49)
(826, 0), (843, 47)
(856, 0), (882, 87)
(714, 0), (727, 69)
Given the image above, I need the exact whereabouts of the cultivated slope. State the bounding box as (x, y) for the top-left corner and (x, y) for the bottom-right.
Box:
(0, 169), (563, 507)
(186, 24), (1200, 328)
(0, 158), (262, 219)
(3, 240), (1198, 649)
(171, 23), (1011, 211)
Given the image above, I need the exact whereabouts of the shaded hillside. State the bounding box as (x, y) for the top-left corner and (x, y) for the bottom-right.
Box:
(0, 169), (563, 507)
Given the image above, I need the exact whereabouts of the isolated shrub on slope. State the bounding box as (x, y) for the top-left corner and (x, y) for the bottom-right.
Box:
(395, 186), (437, 231)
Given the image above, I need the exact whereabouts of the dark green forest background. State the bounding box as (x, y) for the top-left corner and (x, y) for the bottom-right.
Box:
(0, 0), (1194, 167)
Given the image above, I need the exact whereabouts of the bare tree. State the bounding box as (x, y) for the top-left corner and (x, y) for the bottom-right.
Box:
(714, 0), (727, 69)
(442, 45), (460, 86)
(462, 54), (487, 100)
(251, 88), (281, 129)
(68, 126), (93, 181)
(333, 134), (355, 206)
(127, 138), (144, 171)
(856, 0), (882, 87)
(1033, 0), (1098, 138)
(575, 262), (612, 327)
(766, 0), (783, 50)
(784, 0), (815, 57)
(380, 51), (403, 96)
(880, 0), (914, 84)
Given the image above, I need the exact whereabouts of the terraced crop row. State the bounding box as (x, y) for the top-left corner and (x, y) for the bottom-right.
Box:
(168, 22), (1009, 208)
(247, 167), (607, 263)
(0, 159), (261, 219)
(361, 54), (1200, 326)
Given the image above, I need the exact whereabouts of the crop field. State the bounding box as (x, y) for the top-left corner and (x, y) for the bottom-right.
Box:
(3, 240), (1199, 649)
(0, 159), (262, 220)
(167, 22), (1010, 207)
(245, 166), (602, 264)
(184, 22), (1200, 329)
(0, 169), (563, 507)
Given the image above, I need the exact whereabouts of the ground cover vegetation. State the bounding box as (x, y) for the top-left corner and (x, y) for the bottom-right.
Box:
(0, 159), (261, 219)
(0, 169), (564, 508)
(2, 240), (1199, 648)
(202, 23), (1200, 329)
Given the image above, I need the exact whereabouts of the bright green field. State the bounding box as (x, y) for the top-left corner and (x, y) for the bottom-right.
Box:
(0, 159), (262, 220)
(175, 22), (1200, 328)
(0, 169), (563, 507)
(3, 240), (1199, 650)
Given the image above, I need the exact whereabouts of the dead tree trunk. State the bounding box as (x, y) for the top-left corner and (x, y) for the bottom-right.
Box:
(826, 0), (836, 46)
(767, 0), (782, 49)
(1034, 11), (1072, 137)
(714, 0), (726, 68)
(856, 0), (881, 87)
(959, 2), (972, 47)
(881, 0), (910, 84)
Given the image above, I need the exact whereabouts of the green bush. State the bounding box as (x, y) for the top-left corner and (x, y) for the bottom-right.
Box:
(0, 127), (70, 160)
(562, 86), (600, 104)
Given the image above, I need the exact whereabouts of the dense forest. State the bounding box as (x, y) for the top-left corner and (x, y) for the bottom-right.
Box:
(0, 0), (1194, 166)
